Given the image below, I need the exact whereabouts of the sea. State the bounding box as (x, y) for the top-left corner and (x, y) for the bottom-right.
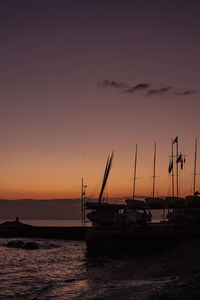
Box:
(0, 215), (168, 299)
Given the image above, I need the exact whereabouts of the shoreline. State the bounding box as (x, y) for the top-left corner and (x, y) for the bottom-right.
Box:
(1, 220), (200, 299)
(93, 238), (200, 300)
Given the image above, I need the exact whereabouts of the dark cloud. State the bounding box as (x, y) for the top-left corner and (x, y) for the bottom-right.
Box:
(124, 83), (151, 93)
(98, 80), (127, 89)
(147, 86), (173, 96)
(176, 90), (197, 96)
(98, 79), (197, 98)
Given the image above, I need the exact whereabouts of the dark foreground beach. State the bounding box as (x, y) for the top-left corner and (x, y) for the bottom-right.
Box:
(149, 238), (200, 300)
(98, 238), (200, 300)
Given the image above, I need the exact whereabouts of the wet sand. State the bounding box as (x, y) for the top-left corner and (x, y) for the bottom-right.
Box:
(150, 238), (200, 299)
(87, 238), (200, 300)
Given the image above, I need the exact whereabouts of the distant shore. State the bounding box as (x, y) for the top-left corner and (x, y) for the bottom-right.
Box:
(0, 218), (82, 227)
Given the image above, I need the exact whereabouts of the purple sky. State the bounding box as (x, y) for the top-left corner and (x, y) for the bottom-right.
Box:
(0, 0), (200, 199)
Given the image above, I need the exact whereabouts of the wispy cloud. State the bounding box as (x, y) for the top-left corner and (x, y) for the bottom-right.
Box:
(98, 79), (198, 97)
(98, 80), (127, 89)
(147, 86), (172, 96)
(124, 83), (151, 93)
(176, 90), (197, 96)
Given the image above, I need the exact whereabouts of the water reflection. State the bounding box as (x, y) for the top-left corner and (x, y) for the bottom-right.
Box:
(0, 238), (171, 300)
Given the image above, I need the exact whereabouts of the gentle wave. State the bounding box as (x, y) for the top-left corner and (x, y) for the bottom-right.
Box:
(0, 236), (171, 299)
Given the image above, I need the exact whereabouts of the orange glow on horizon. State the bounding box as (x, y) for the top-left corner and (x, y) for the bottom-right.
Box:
(0, 157), (197, 200)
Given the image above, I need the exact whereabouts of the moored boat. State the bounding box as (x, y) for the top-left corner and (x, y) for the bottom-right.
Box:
(84, 139), (200, 254)
(145, 197), (166, 209)
(186, 195), (200, 207)
(125, 199), (147, 210)
(165, 197), (186, 208)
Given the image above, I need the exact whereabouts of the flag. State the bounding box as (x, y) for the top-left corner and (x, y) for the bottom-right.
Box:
(168, 159), (173, 173)
(176, 153), (182, 163)
(181, 160), (183, 169)
(176, 153), (184, 170)
(173, 136), (178, 144)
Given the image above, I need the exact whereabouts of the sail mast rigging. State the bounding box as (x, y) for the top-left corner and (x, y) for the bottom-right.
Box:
(98, 152), (114, 203)
(176, 137), (179, 197)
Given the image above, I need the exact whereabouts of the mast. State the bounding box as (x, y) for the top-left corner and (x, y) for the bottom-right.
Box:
(132, 144), (138, 200)
(193, 138), (197, 195)
(98, 152), (114, 203)
(176, 137), (179, 197)
(171, 139), (174, 197)
(152, 142), (156, 198)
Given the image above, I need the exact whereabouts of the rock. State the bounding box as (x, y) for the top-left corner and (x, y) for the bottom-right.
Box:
(7, 240), (24, 248)
(23, 242), (39, 250)
(6, 240), (39, 250)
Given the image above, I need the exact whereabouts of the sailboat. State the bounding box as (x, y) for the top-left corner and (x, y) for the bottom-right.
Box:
(84, 145), (200, 254)
(145, 142), (165, 209)
(185, 138), (200, 207)
(85, 152), (126, 227)
(165, 137), (186, 208)
(167, 138), (200, 223)
(126, 144), (147, 210)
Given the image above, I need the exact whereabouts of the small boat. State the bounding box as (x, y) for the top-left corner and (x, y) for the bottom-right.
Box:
(125, 145), (152, 222)
(185, 195), (200, 208)
(144, 143), (167, 209)
(165, 197), (186, 208)
(86, 202), (126, 227)
(85, 153), (126, 228)
(125, 199), (147, 210)
(145, 197), (166, 209)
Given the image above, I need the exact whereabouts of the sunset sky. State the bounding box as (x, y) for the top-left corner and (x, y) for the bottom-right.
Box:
(0, 0), (200, 199)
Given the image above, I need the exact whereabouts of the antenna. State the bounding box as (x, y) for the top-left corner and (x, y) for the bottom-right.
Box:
(81, 178), (87, 227)
(133, 144), (138, 200)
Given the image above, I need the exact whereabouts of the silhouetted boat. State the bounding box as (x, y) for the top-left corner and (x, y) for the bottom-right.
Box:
(85, 149), (200, 254)
(125, 199), (147, 209)
(145, 197), (166, 209)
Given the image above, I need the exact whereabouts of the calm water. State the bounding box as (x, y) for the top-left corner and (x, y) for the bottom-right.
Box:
(0, 216), (170, 299)
(0, 238), (172, 300)
(0, 209), (163, 227)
